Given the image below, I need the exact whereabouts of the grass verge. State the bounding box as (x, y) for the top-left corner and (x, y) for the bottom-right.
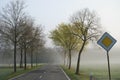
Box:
(62, 66), (89, 80)
(62, 65), (120, 80)
(0, 65), (42, 80)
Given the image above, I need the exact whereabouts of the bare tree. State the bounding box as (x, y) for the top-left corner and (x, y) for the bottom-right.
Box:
(34, 27), (45, 67)
(70, 8), (102, 74)
(29, 26), (45, 68)
(18, 17), (44, 69)
(0, 0), (26, 72)
(22, 18), (34, 70)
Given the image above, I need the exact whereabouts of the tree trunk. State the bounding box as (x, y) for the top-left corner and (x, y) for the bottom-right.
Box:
(67, 55), (69, 67)
(36, 52), (38, 67)
(24, 44), (27, 70)
(20, 48), (23, 68)
(68, 49), (71, 69)
(14, 26), (17, 72)
(75, 41), (86, 75)
(64, 50), (66, 66)
(31, 48), (33, 68)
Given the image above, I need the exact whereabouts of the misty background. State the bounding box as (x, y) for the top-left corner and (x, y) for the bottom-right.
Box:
(0, 44), (120, 68)
(0, 0), (120, 68)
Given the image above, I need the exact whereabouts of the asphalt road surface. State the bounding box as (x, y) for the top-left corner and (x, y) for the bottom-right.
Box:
(10, 65), (70, 80)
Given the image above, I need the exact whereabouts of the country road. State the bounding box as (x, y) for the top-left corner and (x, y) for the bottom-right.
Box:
(10, 65), (70, 80)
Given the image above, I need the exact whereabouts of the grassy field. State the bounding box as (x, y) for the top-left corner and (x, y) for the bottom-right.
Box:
(0, 67), (13, 80)
(0, 65), (42, 80)
(62, 64), (120, 80)
(63, 67), (89, 80)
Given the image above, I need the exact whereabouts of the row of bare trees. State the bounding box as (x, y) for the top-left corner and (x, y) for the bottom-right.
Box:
(0, 0), (45, 72)
(50, 8), (102, 74)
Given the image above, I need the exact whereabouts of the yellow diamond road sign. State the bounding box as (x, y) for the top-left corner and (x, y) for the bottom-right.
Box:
(97, 32), (117, 51)
(102, 36), (112, 47)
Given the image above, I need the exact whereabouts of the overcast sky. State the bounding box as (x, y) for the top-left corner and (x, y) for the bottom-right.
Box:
(0, 0), (120, 49)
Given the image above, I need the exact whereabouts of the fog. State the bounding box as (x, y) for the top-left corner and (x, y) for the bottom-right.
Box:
(0, 44), (120, 68)
(0, 47), (61, 66)
(66, 47), (120, 69)
(54, 44), (120, 68)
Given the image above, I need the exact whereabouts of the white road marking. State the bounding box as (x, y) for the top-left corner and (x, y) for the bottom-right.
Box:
(44, 71), (46, 73)
(59, 66), (71, 80)
(39, 75), (42, 79)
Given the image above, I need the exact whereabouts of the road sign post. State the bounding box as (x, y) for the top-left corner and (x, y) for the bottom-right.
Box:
(97, 32), (117, 80)
(107, 51), (111, 80)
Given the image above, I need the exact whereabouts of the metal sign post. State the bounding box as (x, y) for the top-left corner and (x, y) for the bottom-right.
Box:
(97, 32), (117, 80)
(107, 51), (111, 80)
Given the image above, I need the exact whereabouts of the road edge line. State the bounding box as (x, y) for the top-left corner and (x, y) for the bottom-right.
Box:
(8, 67), (42, 80)
(8, 72), (26, 80)
(59, 66), (71, 80)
